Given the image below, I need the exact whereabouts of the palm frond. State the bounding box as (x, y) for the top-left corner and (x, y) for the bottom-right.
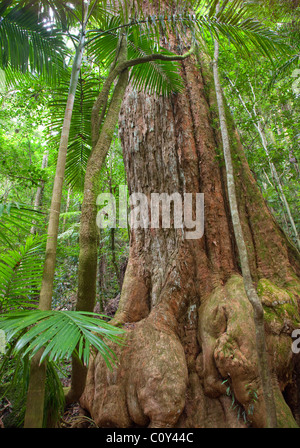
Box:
(0, 234), (45, 311)
(0, 202), (44, 249)
(48, 69), (100, 190)
(0, 309), (125, 368)
(88, 0), (288, 82)
(87, 15), (185, 95)
(193, 0), (288, 60)
(0, 1), (67, 81)
(128, 40), (184, 95)
(268, 53), (300, 88)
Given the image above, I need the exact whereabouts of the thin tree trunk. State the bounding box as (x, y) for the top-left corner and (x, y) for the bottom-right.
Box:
(263, 167), (291, 236)
(111, 227), (121, 288)
(108, 158), (121, 288)
(65, 37), (129, 404)
(38, 32), (87, 312)
(24, 2), (90, 428)
(30, 151), (48, 235)
(227, 77), (300, 251)
(254, 110), (300, 251)
(98, 227), (106, 312)
(212, 34), (277, 428)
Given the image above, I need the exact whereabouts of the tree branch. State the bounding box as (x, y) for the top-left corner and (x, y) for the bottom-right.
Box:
(91, 45), (195, 146)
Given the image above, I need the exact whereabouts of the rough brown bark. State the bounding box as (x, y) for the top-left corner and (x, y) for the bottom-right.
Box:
(79, 8), (300, 429)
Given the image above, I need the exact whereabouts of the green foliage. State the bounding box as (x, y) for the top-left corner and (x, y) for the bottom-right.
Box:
(215, 14), (300, 244)
(88, 15), (185, 96)
(48, 67), (100, 190)
(0, 309), (125, 367)
(97, 140), (129, 305)
(0, 233), (45, 310)
(0, 203), (44, 248)
(0, 0), (66, 82)
(0, 352), (65, 427)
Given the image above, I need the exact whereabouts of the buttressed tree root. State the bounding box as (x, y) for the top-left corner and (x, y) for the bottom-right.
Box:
(80, 272), (300, 428)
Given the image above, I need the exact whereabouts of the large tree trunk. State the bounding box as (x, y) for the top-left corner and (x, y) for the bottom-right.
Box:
(80, 23), (300, 428)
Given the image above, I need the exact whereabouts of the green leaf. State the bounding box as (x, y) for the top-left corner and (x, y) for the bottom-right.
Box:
(0, 1), (67, 81)
(0, 310), (125, 369)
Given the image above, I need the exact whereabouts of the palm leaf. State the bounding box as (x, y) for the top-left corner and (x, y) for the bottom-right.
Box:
(0, 1), (67, 81)
(0, 234), (45, 311)
(87, 16), (185, 95)
(0, 202), (44, 249)
(97, 0), (287, 59)
(87, 0), (287, 94)
(193, 0), (288, 60)
(0, 309), (125, 368)
(268, 53), (300, 88)
(48, 68), (100, 189)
